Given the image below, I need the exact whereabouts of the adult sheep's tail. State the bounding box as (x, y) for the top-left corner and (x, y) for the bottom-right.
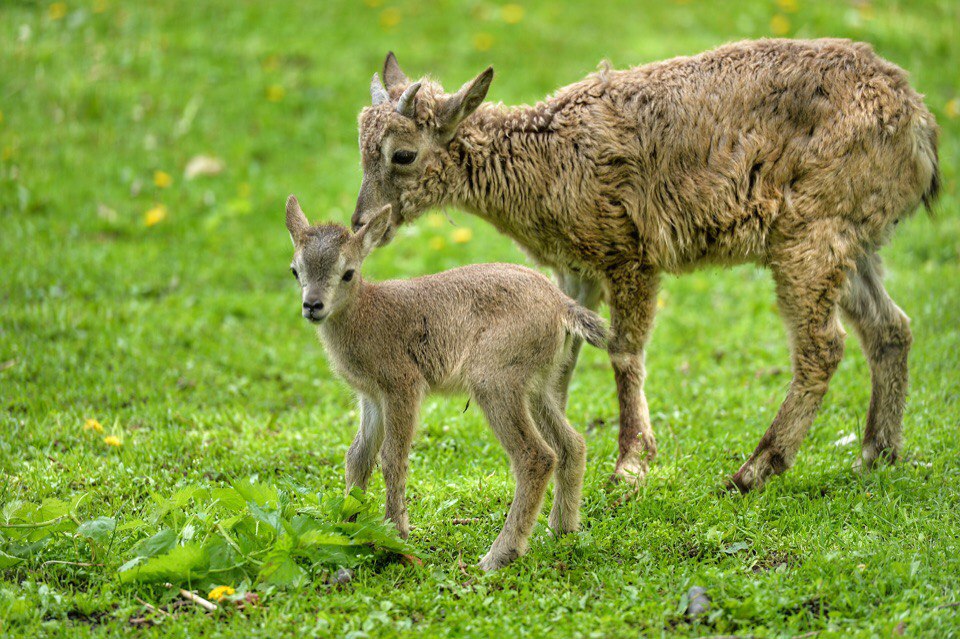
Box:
(564, 301), (609, 350)
(917, 114), (941, 213)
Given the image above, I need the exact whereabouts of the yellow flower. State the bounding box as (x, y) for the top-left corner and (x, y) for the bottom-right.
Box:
(103, 435), (122, 447)
(426, 212), (445, 229)
(656, 296), (666, 310)
(776, 0), (797, 13)
(428, 236), (446, 251)
(472, 33), (494, 52)
(144, 204), (167, 227)
(450, 228), (473, 244)
(84, 419), (104, 433)
(501, 4), (524, 24)
(93, 0), (108, 13)
(770, 14), (791, 36)
(364, 0), (382, 6)
(153, 170), (172, 189)
(208, 586), (235, 601)
(266, 85), (285, 102)
(238, 182), (252, 198)
(946, 98), (959, 119)
(380, 8), (401, 29)
(49, 2), (67, 20)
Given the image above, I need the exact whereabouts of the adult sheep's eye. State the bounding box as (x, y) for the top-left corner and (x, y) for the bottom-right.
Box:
(291, 267), (299, 280)
(391, 150), (417, 165)
(342, 269), (355, 282)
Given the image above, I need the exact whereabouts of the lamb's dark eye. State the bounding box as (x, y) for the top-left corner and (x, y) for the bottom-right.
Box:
(291, 267), (299, 280)
(391, 150), (417, 165)
(342, 269), (355, 282)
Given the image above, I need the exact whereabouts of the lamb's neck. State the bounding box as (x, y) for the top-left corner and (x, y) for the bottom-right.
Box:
(446, 101), (560, 224)
(317, 281), (372, 348)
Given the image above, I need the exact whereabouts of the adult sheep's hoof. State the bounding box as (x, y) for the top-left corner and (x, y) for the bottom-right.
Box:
(609, 450), (649, 488)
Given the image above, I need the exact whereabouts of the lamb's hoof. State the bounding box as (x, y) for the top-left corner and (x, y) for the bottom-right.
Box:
(478, 548), (518, 572)
(547, 514), (579, 537)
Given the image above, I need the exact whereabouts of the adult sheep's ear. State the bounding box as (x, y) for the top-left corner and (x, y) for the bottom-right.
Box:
(437, 66), (493, 143)
(354, 204), (395, 257)
(285, 195), (310, 246)
(383, 51), (409, 91)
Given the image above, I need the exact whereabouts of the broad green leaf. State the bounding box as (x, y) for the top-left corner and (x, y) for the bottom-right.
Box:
(232, 480), (278, 508)
(128, 529), (177, 559)
(298, 530), (356, 548)
(257, 549), (305, 587)
(151, 486), (206, 522)
(36, 498), (71, 522)
(0, 549), (24, 568)
(119, 543), (207, 584)
(209, 487), (246, 514)
(77, 517), (116, 543)
(246, 501), (281, 533)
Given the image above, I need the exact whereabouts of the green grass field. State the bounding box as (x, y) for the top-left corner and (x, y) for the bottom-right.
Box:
(2, 0), (959, 636)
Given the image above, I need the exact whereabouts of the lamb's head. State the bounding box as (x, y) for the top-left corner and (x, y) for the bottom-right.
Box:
(352, 52), (493, 233)
(285, 195), (394, 323)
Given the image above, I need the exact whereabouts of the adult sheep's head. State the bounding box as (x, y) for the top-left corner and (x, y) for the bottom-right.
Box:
(352, 52), (493, 234)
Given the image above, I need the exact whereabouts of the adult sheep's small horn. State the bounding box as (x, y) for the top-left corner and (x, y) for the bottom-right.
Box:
(370, 73), (389, 106)
(396, 81), (422, 118)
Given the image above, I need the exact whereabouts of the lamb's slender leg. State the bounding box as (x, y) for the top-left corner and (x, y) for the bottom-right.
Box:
(555, 270), (604, 409)
(731, 244), (850, 492)
(475, 387), (556, 571)
(607, 270), (660, 485)
(839, 253), (912, 469)
(345, 395), (385, 493)
(380, 392), (421, 539)
(531, 388), (586, 534)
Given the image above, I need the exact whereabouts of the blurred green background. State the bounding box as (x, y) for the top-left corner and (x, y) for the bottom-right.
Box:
(1, 0), (958, 637)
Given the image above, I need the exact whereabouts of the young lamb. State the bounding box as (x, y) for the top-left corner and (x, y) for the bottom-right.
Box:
(284, 195), (608, 571)
(351, 40), (941, 493)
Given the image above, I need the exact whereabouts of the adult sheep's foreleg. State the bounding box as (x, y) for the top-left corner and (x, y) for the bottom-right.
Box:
(607, 269), (660, 486)
(554, 270), (605, 409)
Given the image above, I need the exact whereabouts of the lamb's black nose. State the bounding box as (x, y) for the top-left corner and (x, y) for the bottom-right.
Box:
(302, 300), (324, 312)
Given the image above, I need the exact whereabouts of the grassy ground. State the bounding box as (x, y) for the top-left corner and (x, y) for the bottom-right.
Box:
(2, 0), (959, 636)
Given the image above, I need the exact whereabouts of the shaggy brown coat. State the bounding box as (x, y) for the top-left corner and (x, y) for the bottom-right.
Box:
(352, 39), (940, 491)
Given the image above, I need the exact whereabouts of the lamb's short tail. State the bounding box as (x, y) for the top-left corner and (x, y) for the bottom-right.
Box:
(564, 302), (609, 350)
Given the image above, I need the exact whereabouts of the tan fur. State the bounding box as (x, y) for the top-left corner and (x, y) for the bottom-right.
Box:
(285, 196), (606, 571)
(353, 40), (940, 490)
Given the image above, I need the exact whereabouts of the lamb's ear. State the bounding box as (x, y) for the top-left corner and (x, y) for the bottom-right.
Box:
(437, 67), (494, 142)
(285, 195), (310, 246)
(383, 52), (409, 91)
(354, 204), (395, 257)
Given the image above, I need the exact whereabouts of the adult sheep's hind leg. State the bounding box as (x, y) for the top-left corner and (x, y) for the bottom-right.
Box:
(839, 253), (912, 469)
(730, 240), (851, 493)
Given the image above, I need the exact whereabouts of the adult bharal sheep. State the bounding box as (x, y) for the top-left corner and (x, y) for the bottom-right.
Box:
(285, 196), (608, 570)
(351, 39), (941, 492)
